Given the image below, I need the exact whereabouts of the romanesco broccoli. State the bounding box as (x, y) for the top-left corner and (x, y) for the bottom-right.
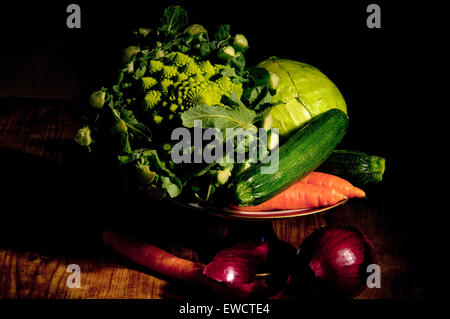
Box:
(148, 60), (164, 74)
(162, 65), (178, 79)
(143, 90), (162, 109)
(135, 52), (245, 126)
(141, 77), (158, 90)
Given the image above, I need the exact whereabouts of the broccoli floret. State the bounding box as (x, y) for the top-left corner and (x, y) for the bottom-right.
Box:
(137, 53), (246, 125)
(143, 90), (162, 109)
(148, 60), (164, 74)
(181, 60), (202, 77)
(175, 73), (189, 82)
(141, 77), (158, 90)
(153, 114), (164, 125)
(169, 52), (193, 68)
(213, 64), (226, 74)
(161, 65), (178, 79)
(198, 60), (215, 80)
(159, 78), (174, 95)
(182, 81), (222, 107)
(215, 76), (243, 99)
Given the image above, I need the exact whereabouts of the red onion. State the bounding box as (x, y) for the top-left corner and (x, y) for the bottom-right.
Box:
(289, 226), (377, 298)
(203, 240), (296, 297)
(203, 241), (269, 284)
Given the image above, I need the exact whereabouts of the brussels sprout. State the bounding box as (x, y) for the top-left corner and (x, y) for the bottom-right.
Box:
(136, 165), (157, 185)
(217, 46), (236, 61)
(185, 24), (207, 36)
(111, 119), (128, 134)
(217, 168), (232, 185)
(258, 57), (347, 137)
(155, 49), (165, 59)
(126, 61), (134, 73)
(89, 91), (106, 109)
(138, 27), (151, 37)
(233, 34), (248, 51)
(75, 126), (93, 147)
(122, 46), (140, 64)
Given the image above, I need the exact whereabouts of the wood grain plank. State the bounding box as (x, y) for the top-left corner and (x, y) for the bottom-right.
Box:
(0, 249), (173, 299)
(0, 98), (416, 299)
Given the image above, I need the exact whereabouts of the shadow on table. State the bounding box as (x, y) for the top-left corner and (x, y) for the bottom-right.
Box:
(0, 142), (262, 261)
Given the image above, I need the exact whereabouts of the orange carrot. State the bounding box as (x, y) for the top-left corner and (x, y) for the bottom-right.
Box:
(234, 183), (346, 212)
(300, 172), (365, 198)
(102, 229), (268, 298)
(102, 228), (203, 282)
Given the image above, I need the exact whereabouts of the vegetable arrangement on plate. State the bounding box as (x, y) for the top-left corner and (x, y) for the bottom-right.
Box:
(75, 5), (385, 212)
(83, 5), (388, 299)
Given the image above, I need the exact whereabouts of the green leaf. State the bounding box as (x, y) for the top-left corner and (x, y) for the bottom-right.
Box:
(118, 154), (131, 164)
(181, 102), (256, 131)
(247, 67), (272, 86)
(116, 148), (183, 198)
(133, 64), (146, 80)
(230, 54), (246, 73)
(112, 84), (121, 93)
(159, 6), (188, 34)
(252, 87), (273, 110)
(119, 132), (132, 154)
(214, 24), (230, 41)
(199, 42), (211, 57)
(160, 176), (182, 198)
(243, 86), (273, 111)
(120, 110), (152, 141)
(218, 67), (246, 83)
(117, 71), (124, 85)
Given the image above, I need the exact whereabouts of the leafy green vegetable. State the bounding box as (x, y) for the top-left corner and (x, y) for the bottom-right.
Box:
(258, 57), (347, 137)
(159, 6), (188, 34)
(214, 25), (231, 41)
(74, 5), (280, 202)
(160, 176), (182, 198)
(120, 110), (152, 142)
(181, 102), (257, 131)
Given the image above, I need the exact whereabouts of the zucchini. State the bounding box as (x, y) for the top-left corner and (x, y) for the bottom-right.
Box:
(231, 108), (348, 206)
(318, 150), (385, 186)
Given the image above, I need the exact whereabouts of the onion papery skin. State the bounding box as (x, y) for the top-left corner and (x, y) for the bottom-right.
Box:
(203, 241), (269, 284)
(203, 240), (297, 298)
(291, 226), (376, 299)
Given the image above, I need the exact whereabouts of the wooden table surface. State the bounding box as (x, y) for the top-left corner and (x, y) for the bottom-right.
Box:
(0, 97), (424, 299)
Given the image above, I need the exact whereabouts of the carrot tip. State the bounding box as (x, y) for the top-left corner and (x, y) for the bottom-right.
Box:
(354, 188), (366, 198)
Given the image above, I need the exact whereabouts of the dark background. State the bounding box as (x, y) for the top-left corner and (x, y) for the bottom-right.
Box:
(0, 0), (445, 299)
(0, 0), (442, 162)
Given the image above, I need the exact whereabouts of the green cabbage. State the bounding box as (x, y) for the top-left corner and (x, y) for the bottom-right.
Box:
(258, 57), (347, 137)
